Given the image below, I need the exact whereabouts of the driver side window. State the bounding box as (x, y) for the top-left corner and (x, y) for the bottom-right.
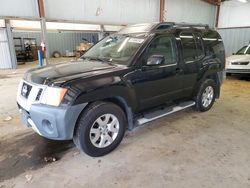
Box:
(145, 36), (176, 65)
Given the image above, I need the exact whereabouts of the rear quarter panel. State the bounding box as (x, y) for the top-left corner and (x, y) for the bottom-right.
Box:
(202, 29), (225, 70)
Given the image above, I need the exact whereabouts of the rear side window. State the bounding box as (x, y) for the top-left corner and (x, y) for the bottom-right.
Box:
(202, 30), (225, 68)
(146, 36), (176, 65)
(180, 32), (197, 62)
(202, 30), (223, 55)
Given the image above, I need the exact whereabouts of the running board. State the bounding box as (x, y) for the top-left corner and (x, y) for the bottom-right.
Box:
(135, 101), (195, 126)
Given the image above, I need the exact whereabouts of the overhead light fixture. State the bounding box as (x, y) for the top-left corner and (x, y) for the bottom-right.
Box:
(237, 0), (248, 3)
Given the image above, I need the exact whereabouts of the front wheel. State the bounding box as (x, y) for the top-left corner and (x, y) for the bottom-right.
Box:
(73, 102), (126, 157)
(195, 79), (216, 112)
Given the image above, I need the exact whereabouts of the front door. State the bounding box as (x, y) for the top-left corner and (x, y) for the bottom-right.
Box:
(130, 35), (184, 111)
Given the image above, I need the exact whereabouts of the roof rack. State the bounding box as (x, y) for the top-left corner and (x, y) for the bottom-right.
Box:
(154, 22), (209, 31)
(173, 22), (209, 29)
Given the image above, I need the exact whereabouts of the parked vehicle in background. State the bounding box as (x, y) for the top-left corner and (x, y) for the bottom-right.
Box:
(17, 22), (225, 157)
(226, 44), (250, 75)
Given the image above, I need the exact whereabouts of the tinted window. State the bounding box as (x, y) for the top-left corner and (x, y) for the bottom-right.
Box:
(180, 32), (197, 62)
(202, 30), (222, 55)
(146, 36), (176, 65)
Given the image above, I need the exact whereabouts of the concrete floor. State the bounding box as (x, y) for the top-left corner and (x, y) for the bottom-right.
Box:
(0, 59), (250, 188)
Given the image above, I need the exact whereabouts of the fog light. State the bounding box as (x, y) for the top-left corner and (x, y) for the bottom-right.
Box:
(42, 119), (54, 134)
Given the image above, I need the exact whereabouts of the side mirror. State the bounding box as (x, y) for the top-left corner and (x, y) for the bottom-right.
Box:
(146, 55), (165, 66)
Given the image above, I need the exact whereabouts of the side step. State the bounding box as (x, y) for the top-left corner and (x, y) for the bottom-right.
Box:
(135, 101), (195, 126)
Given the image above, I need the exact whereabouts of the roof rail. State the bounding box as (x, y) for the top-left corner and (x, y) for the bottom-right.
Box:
(173, 22), (209, 29)
(154, 22), (209, 31)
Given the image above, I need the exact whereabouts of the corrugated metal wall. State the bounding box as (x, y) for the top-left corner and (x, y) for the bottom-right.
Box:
(0, 29), (12, 69)
(218, 1), (250, 28)
(217, 1), (250, 57)
(44, 0), (159, 24)
(0, 0), (38, 18)
(0, 0), (159, 25)
(165, 0), (216, 27)
(47, 32), (98, 56)
(12, 32), (98, 57)
(218, 28), (250, 57)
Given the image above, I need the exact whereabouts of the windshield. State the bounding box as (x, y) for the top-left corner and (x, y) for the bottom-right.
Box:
(82, 34), (146, 65)
(236, 45), (250, 55)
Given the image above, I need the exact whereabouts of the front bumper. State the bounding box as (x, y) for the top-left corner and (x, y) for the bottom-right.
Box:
(17, 103), (87, 140)
(17, 79), (88, 140)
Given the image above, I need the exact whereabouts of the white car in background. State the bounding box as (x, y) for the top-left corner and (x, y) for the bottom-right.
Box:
(226, 44), (250, 75)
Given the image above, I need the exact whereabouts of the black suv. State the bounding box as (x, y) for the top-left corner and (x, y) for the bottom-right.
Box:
(17, 22), (225, 157)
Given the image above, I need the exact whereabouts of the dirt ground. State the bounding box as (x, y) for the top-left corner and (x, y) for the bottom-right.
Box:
(0, 59), (250, 188)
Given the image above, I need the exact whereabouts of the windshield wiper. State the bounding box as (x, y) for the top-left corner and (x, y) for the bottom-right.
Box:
(87, 57), (105, 62)
(85, 56), (114, 65)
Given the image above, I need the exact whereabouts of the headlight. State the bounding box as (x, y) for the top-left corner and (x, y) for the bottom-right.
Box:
(40, 87), (68, 106)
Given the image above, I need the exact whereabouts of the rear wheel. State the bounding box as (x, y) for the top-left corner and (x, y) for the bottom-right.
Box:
(73, 102), (126, 157)
(195, 79), (216, 112)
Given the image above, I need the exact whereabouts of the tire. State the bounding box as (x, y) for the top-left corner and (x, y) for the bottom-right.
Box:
(195, 79), (216, 112)
(52, 51), (61, 58)
(73, 101), (126, 157)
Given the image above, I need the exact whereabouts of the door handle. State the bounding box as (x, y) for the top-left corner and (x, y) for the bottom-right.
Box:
(175, 68), (183, 74)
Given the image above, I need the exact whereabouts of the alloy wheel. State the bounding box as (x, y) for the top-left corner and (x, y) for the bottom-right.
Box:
(89, 114), (119, 148)
(201, 86), (214, 108)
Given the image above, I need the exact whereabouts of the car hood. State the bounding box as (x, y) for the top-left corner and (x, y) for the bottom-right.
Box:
(226, 55), (250, 62)
(24, 59), (123, 86)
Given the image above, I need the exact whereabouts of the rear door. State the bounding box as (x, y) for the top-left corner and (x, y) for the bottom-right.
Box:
(179, 31), (204, 97)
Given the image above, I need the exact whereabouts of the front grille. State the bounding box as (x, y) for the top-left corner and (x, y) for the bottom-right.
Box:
(35, 88), (43, 101)
(21, 82), (32, 98)
(226, 69), (250, 73)
(231, 62), (249, 65)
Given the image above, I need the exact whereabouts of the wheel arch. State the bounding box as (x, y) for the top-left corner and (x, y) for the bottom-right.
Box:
(204, 73), (220, 98)
(73, 95), (134, 139)
(194, 70), (221, 99)
(103, 96), (134, 130)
